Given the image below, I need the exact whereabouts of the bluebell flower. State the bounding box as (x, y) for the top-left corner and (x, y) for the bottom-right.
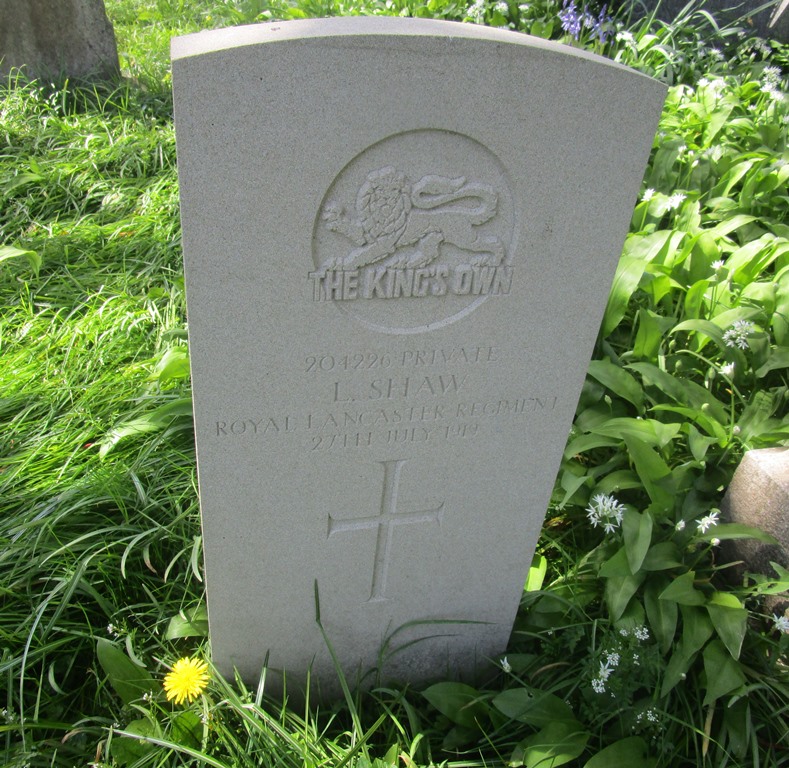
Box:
(559, 0), (582, 38)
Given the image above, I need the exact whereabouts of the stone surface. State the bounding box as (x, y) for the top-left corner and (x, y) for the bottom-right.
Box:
(0, 0), (119, 82)
(171, 17), (665, 694)
(721, 448), (789, 598)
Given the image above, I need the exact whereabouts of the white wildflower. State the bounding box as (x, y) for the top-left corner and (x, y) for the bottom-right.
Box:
(501, 656), (512, 673)
(773, 614), (789, 634)
(518, 2), (530, 9)
(619, 628), (629, 637)
(675, 520), (686, 532)
(710, 48), (724, 61)
(763, 65), (782, 84)
(494, 1), (508, 13)
(616, 30), (635, 43)
(667, 192), (687, 210)
(720, 362), (735, 377)
(723, 319), (755, 349)
(467, 0), (485, 23)
(711, 259), (725, 271)
(642, 187), (655, 202)
(697, 510), (720, 534)
(605, 651), (621, 666)
(634, 626), (650, 641)
(698, 77), (710, 88)
(711, 537), (721, 546)
(592, 677), (606, 693)
(586, 493), (626, 532)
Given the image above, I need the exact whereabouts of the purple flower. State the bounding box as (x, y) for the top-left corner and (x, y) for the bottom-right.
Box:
(559, 0), (582, 38)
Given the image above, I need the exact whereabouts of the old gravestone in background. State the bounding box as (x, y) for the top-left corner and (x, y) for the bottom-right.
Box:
(172, 18), (666, 693)
(0, 0), (119, 82)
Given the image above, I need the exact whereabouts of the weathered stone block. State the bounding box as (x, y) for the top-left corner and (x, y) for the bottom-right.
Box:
(721, 447), (789, 610)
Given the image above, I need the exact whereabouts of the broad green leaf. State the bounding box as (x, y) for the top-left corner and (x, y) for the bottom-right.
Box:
(722, 699), (750, 760)
(96, 639), (155, 706)
(623, 509), (653, 574)
(627, 362), (728, 422)
(684, 279), (709, 320)
(165, 605), (209, 640)
(422, 683), (486, 730)
(645, 578), (678, 654)
(602, 548), (646, 621)
(583, 737), (656, 768)
(661, 644), (695, 697)
(738, 390), (784, 443)
(511, 721), (589, 768)
(702, 100), (734, 147)
(773, 270), (789, 345)
(153, 346), (191, 384)
(707, 593), (747, 659)
(633, 309), (671, 360)
(686, 424), (719, 462)
(112, 718), (160, 766)
(660, 607), (713, 696)
(708, 214), (757, 239)
(525, 555), (547, 592)
(755, 346), (789, 377)
(681, 604), (715, 652)
(0, 244), (41, 275)
(601, 256), (648, 337)
(492, 688), (576, 728)
(599, 547), (630, 580)
(586, 360), (644, 412)
(641, 542), (683, 571)
(670, 319), (726, 351)
(99, 397), (194, 457)
(171, 710), (202, 749)
(591, 418), (680, 449)
(731, 236), (786, 285)
(697, 523), (777, 544)
(592, 470), (643, 495)
(703, 639), (746, 706)
(651, 405), (727, 442)
(623, 436), (673, 511)
(659, 571), (705, 606)
(563, 433), (620, 459)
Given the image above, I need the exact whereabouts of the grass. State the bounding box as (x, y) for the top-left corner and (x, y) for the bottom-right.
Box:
(1, 0), (788, 765)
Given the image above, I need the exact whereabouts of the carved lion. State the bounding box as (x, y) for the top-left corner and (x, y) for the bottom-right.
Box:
(321, 166), (505, 271)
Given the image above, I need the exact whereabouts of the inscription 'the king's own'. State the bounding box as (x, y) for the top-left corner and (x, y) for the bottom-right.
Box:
(327, 459), (444, 602)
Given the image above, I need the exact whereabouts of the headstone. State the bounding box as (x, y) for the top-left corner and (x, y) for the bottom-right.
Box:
(721, 447), (789, 611)
(0, 0), (119, 82)
(171, 17), (665, 694)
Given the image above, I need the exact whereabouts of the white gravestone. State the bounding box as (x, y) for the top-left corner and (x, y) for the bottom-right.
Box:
(171, 17), (665, 693)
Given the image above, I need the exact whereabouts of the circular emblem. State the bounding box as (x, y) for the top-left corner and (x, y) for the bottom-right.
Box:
(310, 130), (517, 335)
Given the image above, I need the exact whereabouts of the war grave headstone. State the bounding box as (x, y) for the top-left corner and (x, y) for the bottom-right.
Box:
(171, 17), (666, 694)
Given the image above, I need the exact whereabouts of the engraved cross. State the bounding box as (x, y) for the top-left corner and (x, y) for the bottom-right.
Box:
(327, 459), (444, 603)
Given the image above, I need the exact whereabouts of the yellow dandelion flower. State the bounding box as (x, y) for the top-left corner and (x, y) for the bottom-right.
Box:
(163, 657), (210, 705)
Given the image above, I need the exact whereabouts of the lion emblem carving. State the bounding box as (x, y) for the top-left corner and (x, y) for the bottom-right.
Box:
(319, 166), (506, 271)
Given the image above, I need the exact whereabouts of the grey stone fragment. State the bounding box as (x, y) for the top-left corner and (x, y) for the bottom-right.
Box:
(0, 0), (119, 82)
(721, 447), (789, 611)
(171, 17), (665, 696)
